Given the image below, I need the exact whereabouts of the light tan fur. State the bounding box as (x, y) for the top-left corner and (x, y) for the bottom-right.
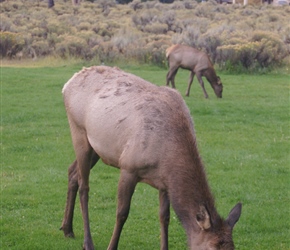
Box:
(165, 44), (178, 59)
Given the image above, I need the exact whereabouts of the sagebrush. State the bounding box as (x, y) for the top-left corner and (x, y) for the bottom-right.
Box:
(1, 0), (289, 71)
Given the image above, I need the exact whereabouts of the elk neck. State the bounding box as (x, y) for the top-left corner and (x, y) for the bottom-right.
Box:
(203, 67), (219, 86)
(166, 137), (220, 232)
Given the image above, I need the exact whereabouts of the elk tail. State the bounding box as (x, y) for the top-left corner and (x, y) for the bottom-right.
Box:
(166, 44), (178, 59)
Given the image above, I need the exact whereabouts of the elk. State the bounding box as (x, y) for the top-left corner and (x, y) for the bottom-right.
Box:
(60, 66), (242, 250)
(166, 44), (223, 98)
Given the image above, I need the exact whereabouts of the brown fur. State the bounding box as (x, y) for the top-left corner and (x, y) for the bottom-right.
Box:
(61, 66), (241, 250)
(166, 44), (223, 98)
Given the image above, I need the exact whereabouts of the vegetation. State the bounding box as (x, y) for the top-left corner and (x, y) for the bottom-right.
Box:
(0, 0), (290, 72)
(1, 64), (289, 249)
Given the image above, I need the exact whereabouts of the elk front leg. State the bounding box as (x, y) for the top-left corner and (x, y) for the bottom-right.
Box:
(60, 160), (79, 238)
(159, 190), (170, 250)
(107, 170), (138, 250)
(196, 72), (209, 98)
(185, 71), (195, 97)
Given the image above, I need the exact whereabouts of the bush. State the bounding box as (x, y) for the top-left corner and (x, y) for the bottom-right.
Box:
(130, 0), (144, 11)
(251, 31), (287, 68)
(1, 0), (289, 71)
(0, 14), (16, 32)
(159, 10), (176, 31)
(31, 40), (51, 57)
(0, 31), (24, 57)
(111, 27), (142, 53)
(132, 9), (158, 29)
(143, 23), (168, 34)
(179, 26), (200, 47)
(93, 41), (117, 63)
(217, 42), (260, 70)
(55, 35), (90, 59)
(199, 32), (222, 63)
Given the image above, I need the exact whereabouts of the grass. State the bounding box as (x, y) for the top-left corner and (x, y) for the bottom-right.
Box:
(1, 63), (289, 249)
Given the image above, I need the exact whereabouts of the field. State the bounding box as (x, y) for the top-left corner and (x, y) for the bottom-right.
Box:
(1, 62), (289, 249)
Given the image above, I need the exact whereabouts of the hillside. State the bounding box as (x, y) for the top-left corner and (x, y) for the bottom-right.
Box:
(1, 0), (289, 71)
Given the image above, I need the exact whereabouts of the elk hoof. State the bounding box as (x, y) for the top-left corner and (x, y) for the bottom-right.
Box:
(65, 231), (75, 238)
(60, 226), (75, 238)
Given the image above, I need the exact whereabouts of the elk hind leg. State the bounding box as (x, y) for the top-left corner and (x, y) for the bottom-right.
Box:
(107, 170), (138, 250)
(185, 71), (195, 97)
(61, 152), (99, 238)
(61, 160), (78, 238)
(159, 190), (170, 250)
(69, 128), (97, 250)
(166, 66), (179, 89)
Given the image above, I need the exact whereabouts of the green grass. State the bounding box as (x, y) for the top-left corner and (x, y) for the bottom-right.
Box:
(1, 64), (289, 249)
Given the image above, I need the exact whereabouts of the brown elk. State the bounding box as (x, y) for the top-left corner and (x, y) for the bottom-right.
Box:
(60, 66), (241, 250)
(166, 44), (223, 98)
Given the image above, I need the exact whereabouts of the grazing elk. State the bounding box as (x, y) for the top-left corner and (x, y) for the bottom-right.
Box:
(60, 66), (241, 250)
(166, 44), (223, 98)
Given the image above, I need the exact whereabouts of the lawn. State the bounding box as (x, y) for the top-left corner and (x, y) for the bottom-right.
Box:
(1, 63), (289, 249)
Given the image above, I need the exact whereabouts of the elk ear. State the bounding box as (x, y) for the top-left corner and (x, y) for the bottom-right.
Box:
(196, 205), (211, 230)
(217, 76), (221, 85)
(226, 203), (242, 229)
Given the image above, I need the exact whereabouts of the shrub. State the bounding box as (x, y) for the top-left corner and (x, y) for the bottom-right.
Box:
(31, 27), (47, 39)
(46, 19), (68, 36)
(78, 21), (92, 31)
(143, 23), (168, 34)
(79, 31), (101, 48)
(1, 0), (289, 71)
(93, 41), (117, 63)
(194, 4), (215, 19)
(159, 10), (175, 31)
(0, 14), (15, 32)
(97, 0), (116, 12)
(177, 26), (201, 48)
(111, 27), (142, 53)
(199, 33), (221, 63)
(132, 9), (158, 29)
(216, 42), (260, 70)
(170, 1), (185, 10)
(0, 31), (25, 57)
(143, 37), (169, 66)
(183, 0), (197, 10)
(92, 23), (114, 37)
(31, 40), (51, 57)
(55, 35), (90, 59)
(251, 31), (287, 68)
(130, 0), (144, 11)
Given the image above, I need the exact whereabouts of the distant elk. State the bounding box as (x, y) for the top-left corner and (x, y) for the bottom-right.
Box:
(61, 66), (241, 250)
(166, 44), (223, 98)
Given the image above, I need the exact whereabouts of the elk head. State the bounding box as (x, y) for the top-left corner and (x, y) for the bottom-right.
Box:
(214, 76), (223, 98)
(191, 203), (242, 250)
